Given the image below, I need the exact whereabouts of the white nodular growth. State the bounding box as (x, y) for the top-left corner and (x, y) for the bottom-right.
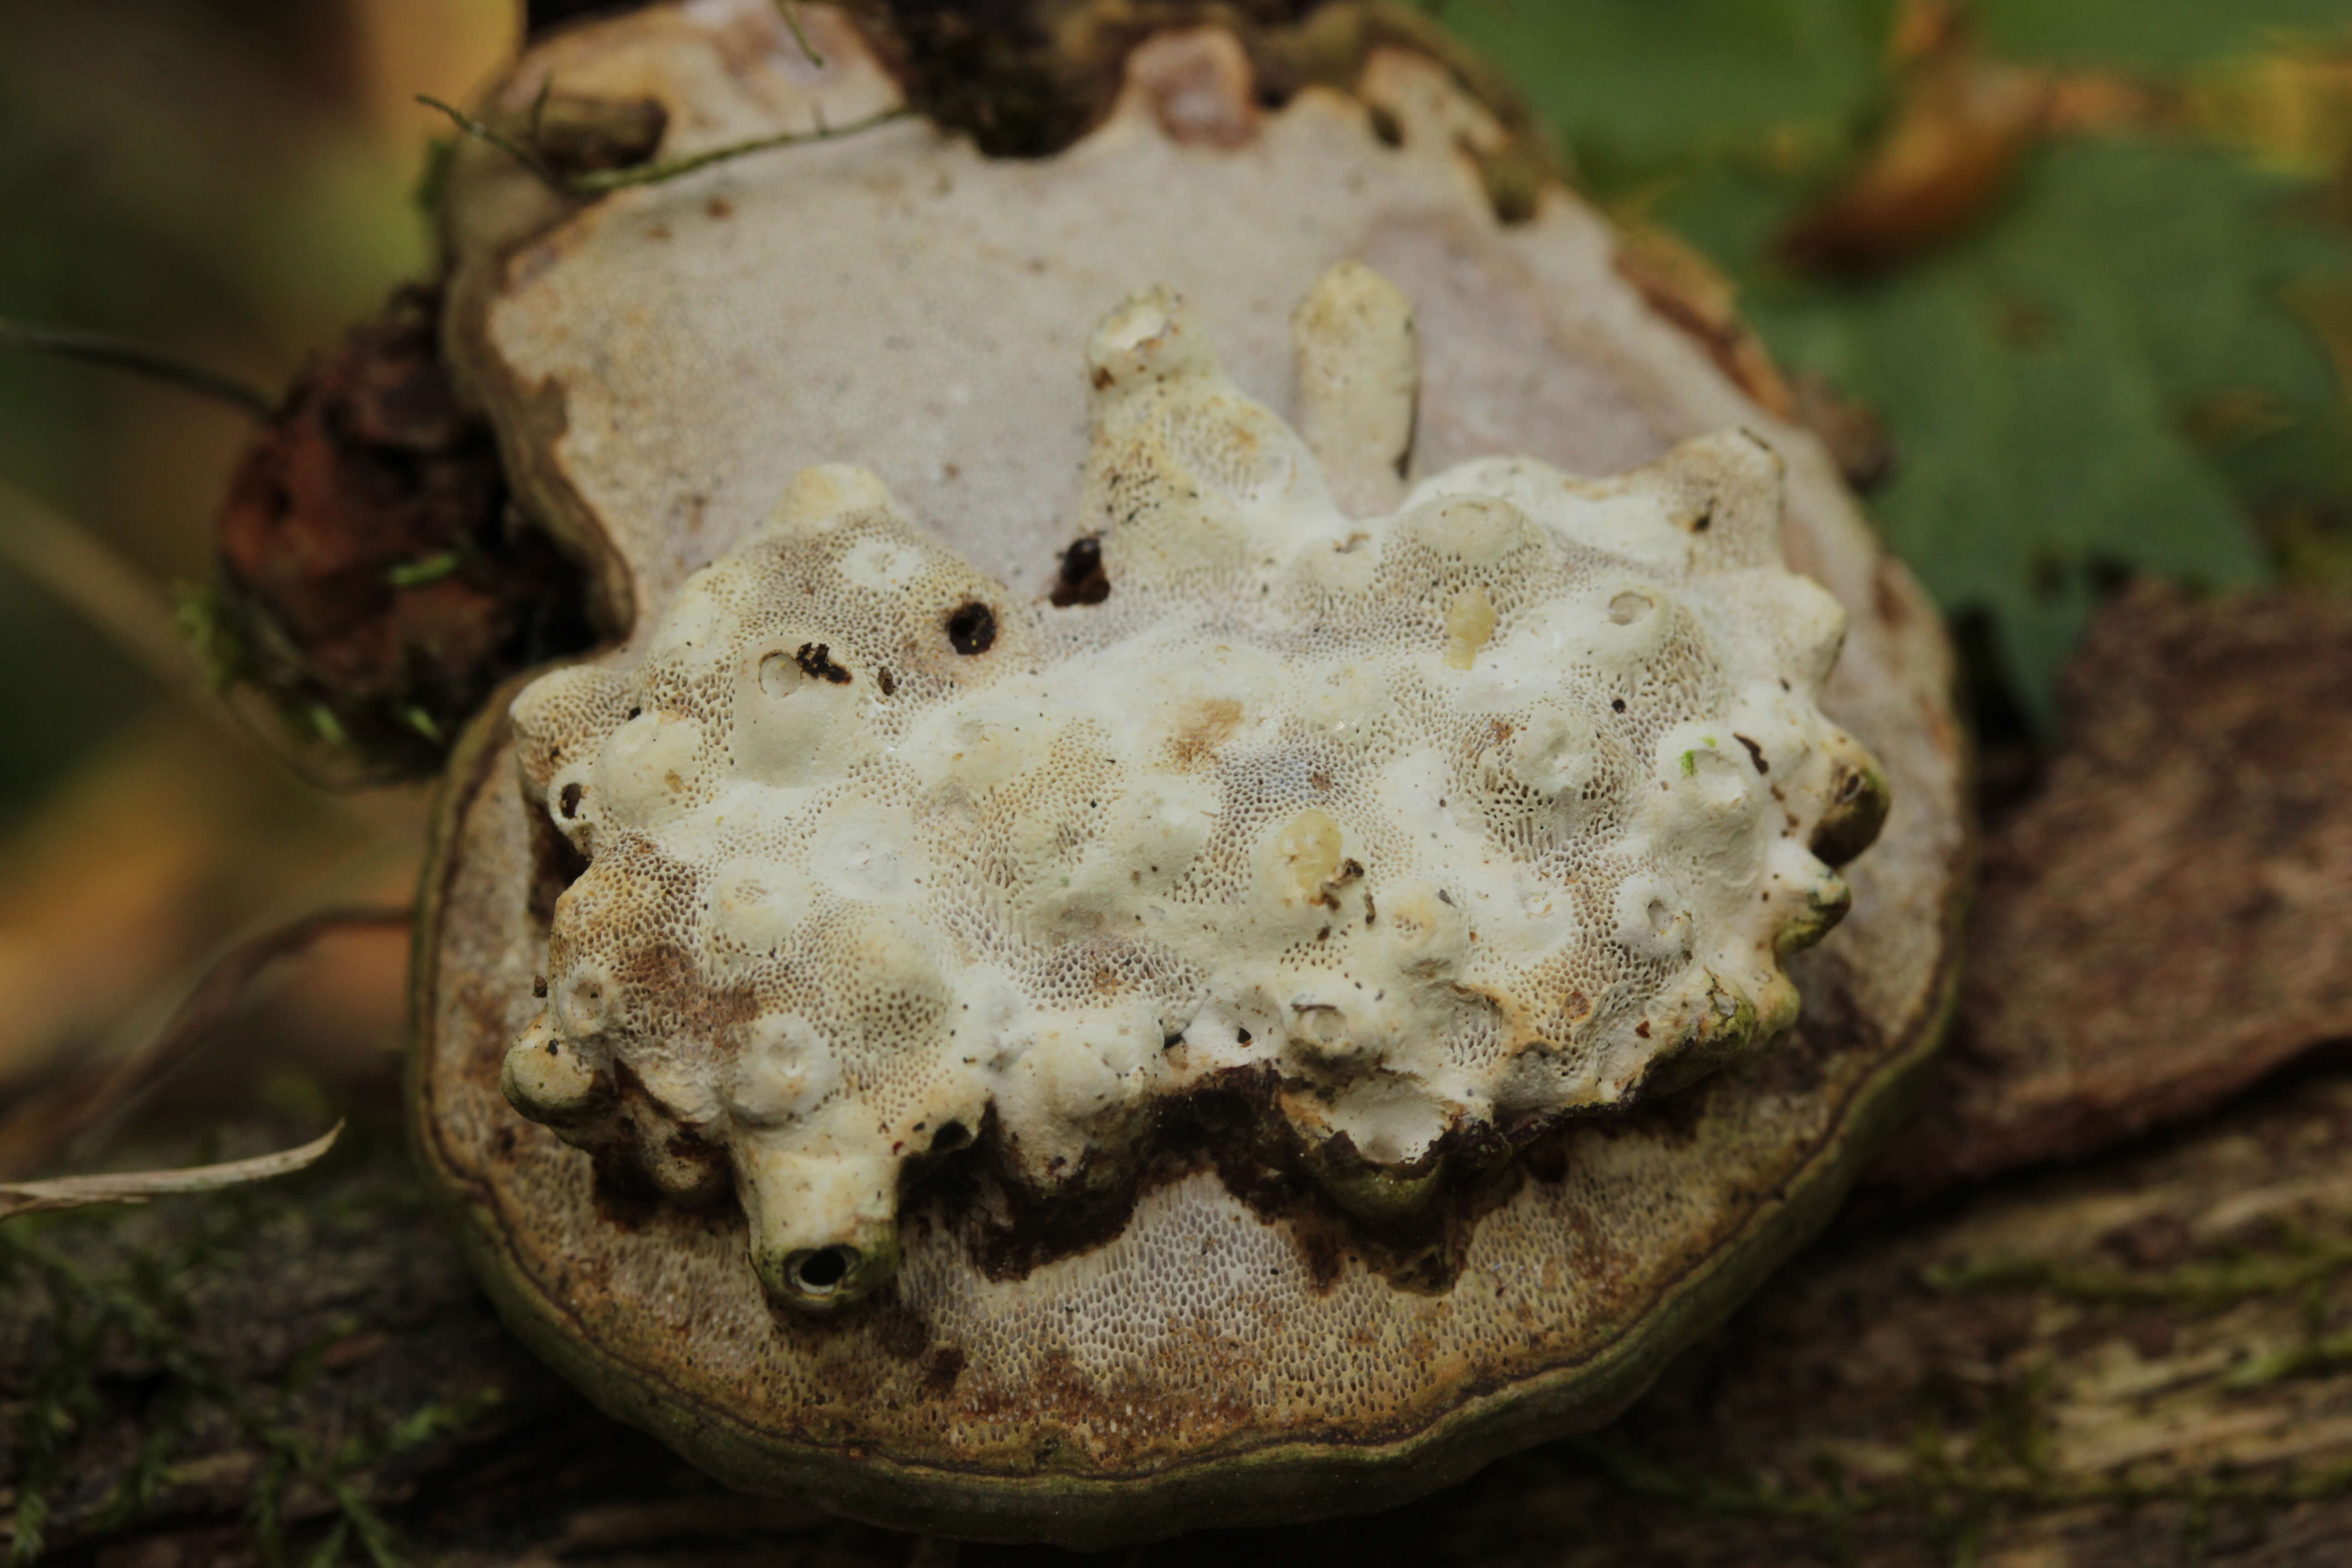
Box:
(499, 265), (1891, 1313)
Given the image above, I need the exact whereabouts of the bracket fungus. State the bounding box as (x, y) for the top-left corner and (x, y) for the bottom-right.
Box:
(412, 3), (1966, 1547)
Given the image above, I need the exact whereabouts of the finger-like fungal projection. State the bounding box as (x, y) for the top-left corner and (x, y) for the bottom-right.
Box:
(500, 267), (1887, 1314)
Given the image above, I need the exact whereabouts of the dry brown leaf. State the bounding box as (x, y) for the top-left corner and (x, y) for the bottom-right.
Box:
(0, 1121), (340, 1220)
(1781, 28), (2050, 274)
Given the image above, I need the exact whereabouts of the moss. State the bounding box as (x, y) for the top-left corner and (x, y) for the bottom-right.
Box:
(1570, 1384), (2352, 1560)
(1920, 1226), (2352, 1312)
(0, 1141), (500, 1565)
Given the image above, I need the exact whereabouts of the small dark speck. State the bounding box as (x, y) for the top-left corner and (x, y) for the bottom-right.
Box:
(1236, 1027), (1252, 1044)
(877, 667), (897, 696)
(1051, 535), (1111, 607)
(1611, 698), (1627, 713)
(532, 975), (548, 998)
(1735, 734), (1768, 773)
(946, 601), (997, 654)
(1635, 1021), (1651, 1038)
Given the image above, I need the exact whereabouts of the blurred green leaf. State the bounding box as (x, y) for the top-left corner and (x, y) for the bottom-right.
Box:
(1971, 0), (2352, 71)
(1448, 0), (2352, 723)
(1674, 139), (2339, 717)
(1445, 0), (1898, 186)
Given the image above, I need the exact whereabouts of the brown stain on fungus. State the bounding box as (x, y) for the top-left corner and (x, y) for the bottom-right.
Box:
(1167, 697), (1243, 770)
(795, 642), (854, 684)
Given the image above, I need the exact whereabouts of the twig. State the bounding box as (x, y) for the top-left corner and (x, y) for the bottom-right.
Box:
(413, 94), (560, 186)
(777, 1), (825, 69)
(0, 1124), (343, 1220)
(0, 907), (409, 1181)
(0, 479), (393, 802)
(0, 475), (216, 710)
(0, 318), (275, 418)
(416, 93), (907, 197)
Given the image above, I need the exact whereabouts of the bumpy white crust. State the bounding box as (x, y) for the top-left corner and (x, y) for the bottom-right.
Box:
(500, 269), (1885, 1311)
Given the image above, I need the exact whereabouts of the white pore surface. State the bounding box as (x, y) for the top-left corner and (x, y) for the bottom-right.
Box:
(505, 280), (1871, 1266)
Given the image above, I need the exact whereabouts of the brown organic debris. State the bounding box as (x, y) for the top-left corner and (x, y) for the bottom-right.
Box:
(210, 287), (593, 778)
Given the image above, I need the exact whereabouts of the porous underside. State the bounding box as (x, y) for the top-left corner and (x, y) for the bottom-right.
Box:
(414, 2), (1967, 1546)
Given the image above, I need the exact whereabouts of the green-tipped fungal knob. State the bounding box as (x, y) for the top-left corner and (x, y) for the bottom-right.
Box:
(1810, 738), (1894, 868)
(411, 9), (1966, 1549)
(735, 1145), (904, 1313)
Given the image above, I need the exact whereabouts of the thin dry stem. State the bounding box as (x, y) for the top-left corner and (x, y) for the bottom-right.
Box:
(0, 318), (275, 418)
(0, 477), (214, 709)
(0, 1123), (342, 1219)
(0, 906), (409, 1180)
(416, 93), (907, 197)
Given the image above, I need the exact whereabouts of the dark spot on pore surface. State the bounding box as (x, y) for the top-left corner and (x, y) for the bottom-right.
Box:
(1735, 734), (1769, 774)
(1049, 535), (1110, 607)
(946, 601), (997, 654)
(920, 1344), (967, 1392)
(794, 642), (853, 684)
(559, 781), (584, 818)
(877, 667), (897, 696)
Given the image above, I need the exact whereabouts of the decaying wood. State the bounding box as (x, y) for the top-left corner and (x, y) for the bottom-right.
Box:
(15, 1069), (2352, 1566)
(1884, 582), (2352, 1196)
(6, 586), (2352, 1565)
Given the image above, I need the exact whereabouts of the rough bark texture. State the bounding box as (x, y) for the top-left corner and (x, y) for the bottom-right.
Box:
(1881, 582), (2352, 1196)
(6, 584), (2352, 1565)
